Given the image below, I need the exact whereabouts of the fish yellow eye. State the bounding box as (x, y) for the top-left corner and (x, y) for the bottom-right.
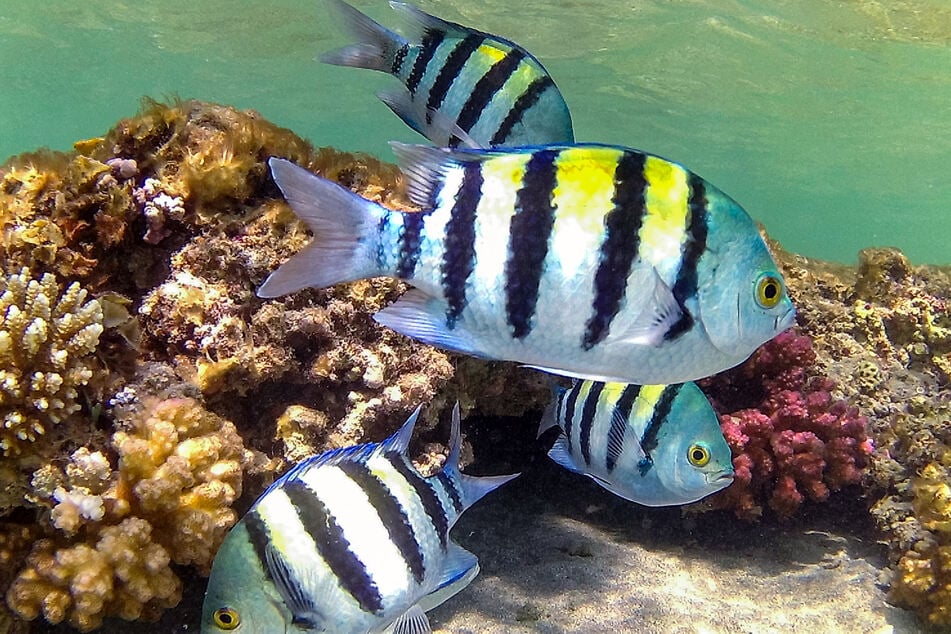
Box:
(755, 274), (783, 309)
(688, 444), (711, 467)
(214, 607), (240, 630)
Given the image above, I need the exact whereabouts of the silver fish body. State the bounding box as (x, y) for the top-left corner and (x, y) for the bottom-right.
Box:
(201, 405), (516, 634)
(322, 0), (574, 148)
(258, 144), (795, 385)
(540, 380), (733, 506)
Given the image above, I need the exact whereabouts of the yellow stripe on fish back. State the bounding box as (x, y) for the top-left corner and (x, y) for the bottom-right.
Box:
(633, 384), (667, 422)
(597, 381), (629, 412)
(641, 156), (690, 265)
(477, 43), (509, 65)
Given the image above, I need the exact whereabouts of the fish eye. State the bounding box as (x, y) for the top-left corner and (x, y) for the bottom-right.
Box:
(213, 607), (240, 630)
(755, 274), (783, 309)
(687, 444), (711, 467)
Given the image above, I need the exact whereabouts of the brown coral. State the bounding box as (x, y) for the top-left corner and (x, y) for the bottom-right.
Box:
(0, 268), (103, 455)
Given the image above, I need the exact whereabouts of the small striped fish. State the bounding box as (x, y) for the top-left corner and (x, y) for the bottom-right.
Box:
(201, 405), (517, 634)
(322, 0), (574, 148)
(258, 145), (795, 385)
(540, 380), (733, 506)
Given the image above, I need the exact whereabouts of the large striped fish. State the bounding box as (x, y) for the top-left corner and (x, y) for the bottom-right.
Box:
(258, 144), (796, 385)
(201, 405), (517, 634)
(539, 380), (733, 506)
(322, 0), (574, 148)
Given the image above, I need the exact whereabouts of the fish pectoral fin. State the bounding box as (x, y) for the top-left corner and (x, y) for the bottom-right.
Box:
(604, 267), (683, 347)
(605, 408), (647, 465)
(374, 289), (490, 358)
(263, 542), (322, 625)
(384, 604), (432, 634)
(547, 435), (584, 475)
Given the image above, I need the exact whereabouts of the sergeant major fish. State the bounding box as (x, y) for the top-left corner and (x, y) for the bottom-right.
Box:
(322, 0), (574, 148)
(258, 144), (796, 386)
(201, 404), (517, 634)
(539, 380), (733, 506)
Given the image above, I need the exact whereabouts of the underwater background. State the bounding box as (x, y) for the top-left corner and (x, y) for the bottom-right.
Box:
(2, 0), (950, 265)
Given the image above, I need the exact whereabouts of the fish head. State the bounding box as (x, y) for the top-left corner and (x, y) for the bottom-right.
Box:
(695, 196), (796, 360)
(201, 522), (295, 634)
(652, 383), (734, 504)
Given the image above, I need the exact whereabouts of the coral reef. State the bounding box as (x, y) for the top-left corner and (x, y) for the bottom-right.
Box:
(771, 245), (951, 625)
(0, 100), (549, 630)
(699, 330), (873, 520)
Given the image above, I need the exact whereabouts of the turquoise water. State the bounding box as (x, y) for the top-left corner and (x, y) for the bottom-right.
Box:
(2, 0), (949, 265)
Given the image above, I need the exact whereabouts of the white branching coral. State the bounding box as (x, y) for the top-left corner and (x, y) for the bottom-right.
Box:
(0, 268), (103, 455)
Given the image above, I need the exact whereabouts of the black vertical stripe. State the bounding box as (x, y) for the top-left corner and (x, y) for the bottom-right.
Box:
(664, 175), (709, 341)
(376, 213), (391, 270)
(391, 44), (409, 75)
(579, 381), (605, 466)
(395, 212), (426, 279)
(636, 384), (682, 476)
(337, 462), (425, 584)
(504, 149), (559, 339)
(425, 35), (484, 124)
(490, 75), (555, 145)
(562, 381), (583, 453)
(607, 384), (641, 472)
(385, 451), (449, 548)
(435, 472), (465, 514)
(407, 30), (445, 95)
(284, 480), (384, 614)
(244, 511), (275, 582)
(453, 48), (526, 142)
(441, 163), (483, 327)
(582, 152), (648, 349)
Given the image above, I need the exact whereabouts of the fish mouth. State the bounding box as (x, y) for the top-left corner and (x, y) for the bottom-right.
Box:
(709, 471), (734, 486)
(777, 303), (797, 332)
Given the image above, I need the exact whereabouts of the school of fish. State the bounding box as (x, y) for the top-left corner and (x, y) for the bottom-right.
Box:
(202, 2), (796, 632)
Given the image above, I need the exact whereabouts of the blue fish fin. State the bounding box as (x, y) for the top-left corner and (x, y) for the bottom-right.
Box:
(537, 379), (568, 438)
(603, 266), (683, 347)
(374, 289), (491, 359)
(417, 540), (481, 614)
(384, 604), (432, 634)
(547, 434), (584, 475)
(258, 158), (388, 298)
(321, 0), (408, 71)
(379, 88), (486, 148)
(264, 542), (323, 626)
(440, 402), (519, 510)
(381, 404), (423, 455)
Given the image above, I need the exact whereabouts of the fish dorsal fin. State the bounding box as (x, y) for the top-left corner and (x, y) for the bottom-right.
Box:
(384, 604), (432, 634)
(602, 266), (683, 347)
(547, 434), (584, 475)
(389, 143), (462, 207)
(389, 1), (471, 40)
(264, 542), (322, 626)
(382, 404), (423, 455)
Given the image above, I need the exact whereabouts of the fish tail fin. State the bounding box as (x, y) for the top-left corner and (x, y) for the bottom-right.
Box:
(257, 157), (387, 298)
(443, 403), (519, 510)
(321, 0), (407, 72)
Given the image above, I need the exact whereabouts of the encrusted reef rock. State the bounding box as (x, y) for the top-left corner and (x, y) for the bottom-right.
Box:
(773, 245), (951, 627)
(0, 100), (548, 631)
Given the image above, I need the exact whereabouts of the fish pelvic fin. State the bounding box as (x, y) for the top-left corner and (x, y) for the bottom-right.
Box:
(321, 0), (407, 72)
(257, 157), (387, 298)
(439, 403), (519, 511)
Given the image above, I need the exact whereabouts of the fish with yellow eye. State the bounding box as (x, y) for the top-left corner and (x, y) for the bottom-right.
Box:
(538, 380), (733, 506)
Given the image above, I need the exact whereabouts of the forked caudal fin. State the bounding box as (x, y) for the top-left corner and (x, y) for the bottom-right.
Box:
(257, 157), (387, 298)
(320, 0), (408, 72)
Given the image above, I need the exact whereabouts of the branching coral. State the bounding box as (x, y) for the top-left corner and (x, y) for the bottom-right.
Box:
(700, 330), (873, 520)
(0, 268), (103, 455)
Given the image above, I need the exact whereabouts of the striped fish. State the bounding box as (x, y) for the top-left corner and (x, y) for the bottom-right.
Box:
(321, 0), (574, 148)
(539, 380), (733, 506)
(258, 144), (796, 385)
(201, 405), (517, 634)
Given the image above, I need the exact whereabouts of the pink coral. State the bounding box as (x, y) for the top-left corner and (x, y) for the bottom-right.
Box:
(700, 330), (874, 520)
